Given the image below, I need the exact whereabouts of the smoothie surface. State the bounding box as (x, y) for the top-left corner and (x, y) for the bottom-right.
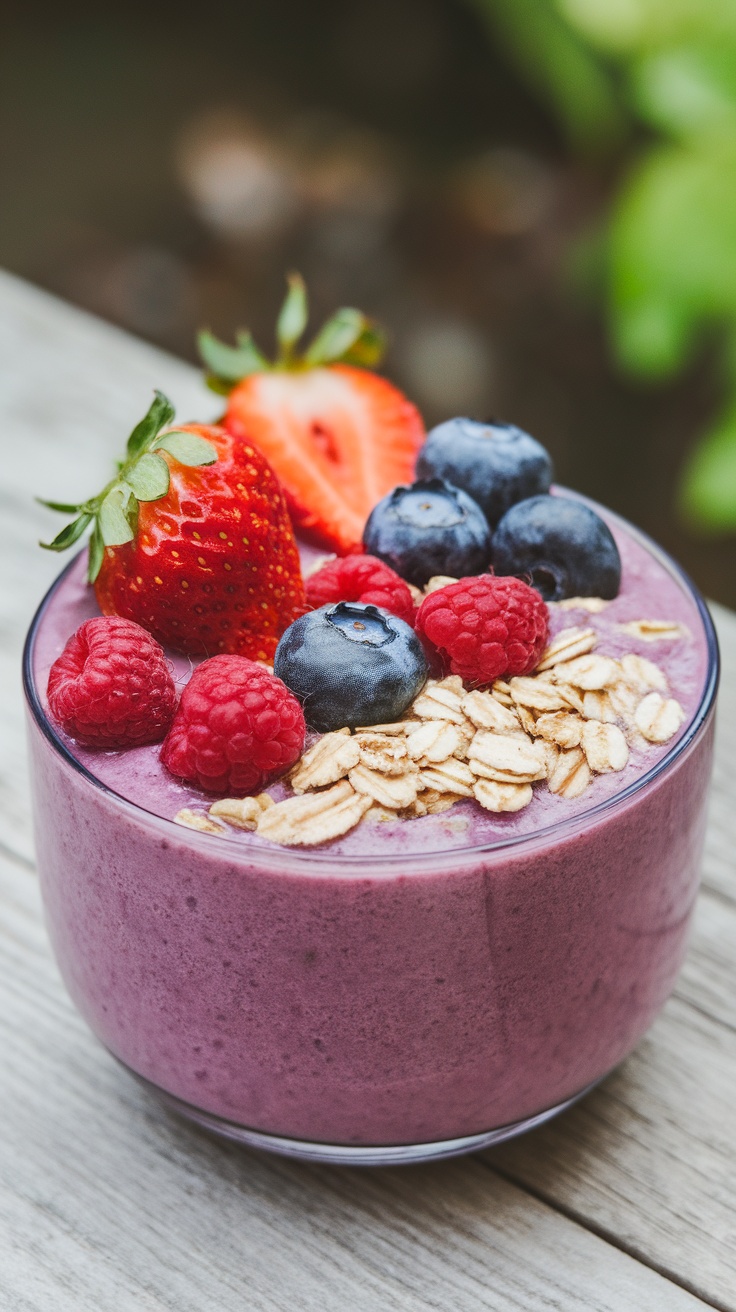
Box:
(30, 504), (711, 860)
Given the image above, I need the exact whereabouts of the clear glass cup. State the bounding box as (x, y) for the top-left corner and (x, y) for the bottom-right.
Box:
(23, 518), (719, 1165)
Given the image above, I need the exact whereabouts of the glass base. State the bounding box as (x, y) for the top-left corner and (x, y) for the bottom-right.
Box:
(123, 1063), (598, 1165)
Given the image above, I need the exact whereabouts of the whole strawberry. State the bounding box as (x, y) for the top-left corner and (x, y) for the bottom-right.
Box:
(161, 655), (306, 794)
(47, 616), (177, 749)
(200, 274), (424, 554)
(38, 392), (306, 660)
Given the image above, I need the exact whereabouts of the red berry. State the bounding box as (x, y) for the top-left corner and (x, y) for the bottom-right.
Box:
(94, 423), (306, 661)
(305, 553), (416, 626)
(415, 576), (549, 685)
(161, 654), (306, 795)
(47, 616), (177, 749)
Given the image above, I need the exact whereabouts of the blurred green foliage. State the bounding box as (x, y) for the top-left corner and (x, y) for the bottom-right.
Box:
(470, 0), (736, 530)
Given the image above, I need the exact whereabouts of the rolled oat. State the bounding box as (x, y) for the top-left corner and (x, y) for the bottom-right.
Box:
(257, 781), (372, 845)
(473, 779), (533, 812)
(547, 748), (591, 798)
(581, 721), (629, 773)
(290, 731), (361, 792)
(174, 808), (226, 835)
(634, 693), (686, 743)
(536, 627), (597, 671)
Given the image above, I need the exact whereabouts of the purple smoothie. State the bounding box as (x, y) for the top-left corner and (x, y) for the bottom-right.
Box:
(24, 498), (718, 1157)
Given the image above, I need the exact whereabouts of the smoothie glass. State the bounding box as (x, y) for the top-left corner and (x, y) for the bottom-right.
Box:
(24, 513), (719, 1165)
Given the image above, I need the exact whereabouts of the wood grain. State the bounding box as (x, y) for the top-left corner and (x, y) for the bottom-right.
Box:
(1, 269), (734, 1310)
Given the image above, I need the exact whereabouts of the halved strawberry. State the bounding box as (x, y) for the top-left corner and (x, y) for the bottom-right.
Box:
(38, 393), (306, 659)
(200, 275), (425, 554)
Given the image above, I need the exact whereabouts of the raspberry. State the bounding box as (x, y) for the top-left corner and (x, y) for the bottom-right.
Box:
(415, 575), (549, 685)
(161, 654), (306, 795)
(305, 554), (416, 626)
(47, 616), (177, 749)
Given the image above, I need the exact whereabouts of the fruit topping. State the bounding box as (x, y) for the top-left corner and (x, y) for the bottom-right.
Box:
(362, 478), (492, 588)
(177, 628), (687, 844)
(274, 602), (428, 732)
(161, 655), (306, 794)
(47, 616), (177, 749)
(39, 392), (306, 660)
(491, 495), (622, 601)
(416, 418), (553, 527)
(201, 275), (424, 554)
(305, 553), (416, 626)
(415, 576), (549, 685)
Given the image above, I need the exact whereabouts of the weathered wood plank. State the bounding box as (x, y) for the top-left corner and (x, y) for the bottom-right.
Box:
(0, 847), (710, 1312)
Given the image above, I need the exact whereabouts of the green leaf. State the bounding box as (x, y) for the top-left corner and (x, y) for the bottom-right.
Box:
(305, 308), (366, 364)
(235, 330), (270, 370)
(609, 141), (736, 375)
(276, 273), (308, 355)
(680, 400), (736, 531)
(99, 487), (136, 546)
(36, 498), (83, 514)
(87, 522), (105, 583)
(305, 307), (387, 368)
(126, 390), (175, 459)
(340, 321), (388, 368)
(633, 44), (736, 140)
(203, 373), (234, 397)
(198, 329), (268, 383)
(611, 298), (693, 378)
(40, 512), (93, 552)
(468, 0), (627, 154)
(155, 430), (218, 466)
(124, 452), (170, 501)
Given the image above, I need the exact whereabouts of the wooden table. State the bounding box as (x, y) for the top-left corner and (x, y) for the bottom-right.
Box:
(2, 269), (735, 1311)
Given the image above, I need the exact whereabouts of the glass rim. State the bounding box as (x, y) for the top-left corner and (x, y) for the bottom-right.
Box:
(23, 495), (720, 873)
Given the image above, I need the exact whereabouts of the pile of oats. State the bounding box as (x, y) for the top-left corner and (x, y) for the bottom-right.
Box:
(175, 610), (688, 847)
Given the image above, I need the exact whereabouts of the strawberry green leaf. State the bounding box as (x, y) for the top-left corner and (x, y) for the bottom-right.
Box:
(156, 430), (218, 466)
(340, 321), (387, 368)
(40, 512), (93, 552)
(276, 272), (308, 356)
(236, 330), (270, 369)
(198, 330), (268, 384)
(304, 308), (365, 364)
(126, 391), (175, 459)
(304, 308), (387, 367)
(99, 487), (136, 546)
(36, 498), (83, 514)
(203, 373), (233, 397)
(125, 452), (171, 501)
(87, 522), (105, 583)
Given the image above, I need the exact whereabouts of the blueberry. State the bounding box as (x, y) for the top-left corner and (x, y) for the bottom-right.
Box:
(363, 478), (492, 588)
(274, 601), (428, 732)
(492, 495), (621, 601)
(416, 418), (553, 528)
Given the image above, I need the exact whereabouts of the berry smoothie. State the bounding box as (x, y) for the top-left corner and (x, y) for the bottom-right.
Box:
(25, 503), (717, 1159)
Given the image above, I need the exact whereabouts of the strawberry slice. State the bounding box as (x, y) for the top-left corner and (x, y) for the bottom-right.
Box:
(200, 275), (424, 554)
(225, 366), (423, 553)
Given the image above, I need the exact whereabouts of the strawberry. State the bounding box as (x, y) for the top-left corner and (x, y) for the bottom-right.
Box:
(200, 274), (425, 554)
(38, 392), (306, 660)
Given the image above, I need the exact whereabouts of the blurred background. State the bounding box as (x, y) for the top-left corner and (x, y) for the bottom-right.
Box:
(3, 0), (736, 603)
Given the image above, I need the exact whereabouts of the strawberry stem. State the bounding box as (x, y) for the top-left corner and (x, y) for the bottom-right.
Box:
(198, 272), (388, 392)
